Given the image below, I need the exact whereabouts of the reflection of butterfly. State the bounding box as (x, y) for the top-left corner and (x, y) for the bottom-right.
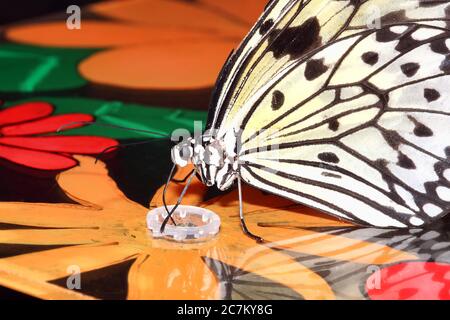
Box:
(170, 0), (450, 240)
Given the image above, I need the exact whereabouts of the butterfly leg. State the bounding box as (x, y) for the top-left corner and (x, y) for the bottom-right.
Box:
(237, 176), (264, 243)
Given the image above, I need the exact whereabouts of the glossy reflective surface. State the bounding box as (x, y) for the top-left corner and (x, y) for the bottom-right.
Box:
(0, 0), (449, 300)
(1, 150), (449, 299)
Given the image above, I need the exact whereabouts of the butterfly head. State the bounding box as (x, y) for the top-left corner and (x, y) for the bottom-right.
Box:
(171, 136), (237, 191)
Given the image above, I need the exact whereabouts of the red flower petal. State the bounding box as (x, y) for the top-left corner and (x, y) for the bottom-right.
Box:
(366, 261), (450, 300)
(0, 102), (53, 127)
(0, 144), (77, 171)
(0, 136), (118, 154)
(0, 114), (94, 136)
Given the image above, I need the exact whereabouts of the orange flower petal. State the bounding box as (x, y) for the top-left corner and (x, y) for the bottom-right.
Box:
(89, 0), (248, 37)
(127, 252), (219, 300)
(200, 0), (268, 25)
(79, 41), (237, 90)
(6, 21), (216, 48)
(0, 201), (101, 229)
(5, 243), (141, 282)
(0, 229), (98, 246)
(58, 155), (146, 211)
(0, 261), (94, 300)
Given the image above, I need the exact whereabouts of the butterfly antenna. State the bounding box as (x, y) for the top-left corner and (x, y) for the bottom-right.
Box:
(56, 121), (171, 163)
(56, 121), (169, 137)
(161, 164), (196, 233)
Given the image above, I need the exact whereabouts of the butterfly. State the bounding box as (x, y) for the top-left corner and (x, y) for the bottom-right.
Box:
(168, 0), (450, 241)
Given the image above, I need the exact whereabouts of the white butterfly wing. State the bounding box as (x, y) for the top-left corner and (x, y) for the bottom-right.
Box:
(207, 0), (450, 227)
(207, 0), (450, 134)
(207, 0), (361, 133)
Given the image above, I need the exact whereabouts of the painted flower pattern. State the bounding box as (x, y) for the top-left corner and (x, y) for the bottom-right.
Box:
(0, 0), (449, 300)
(0, 157), (420, 299)
(5, 0), (267, 91)
(0, 101), (118, 171)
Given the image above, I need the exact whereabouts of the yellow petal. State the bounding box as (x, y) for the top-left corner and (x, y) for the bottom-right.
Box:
(58, 155), (145, 211)
(127, 251), (219, 299)
(79, 41), (237, 90)
(0, 229), (98, 245)
(5, 243), (140, 282)
(0, 262), (94, 300)
(89, 0), (248, 37)
(0, 202), (100, 228)
(6, 21), (217, 48)
(200, 0), (269, 25)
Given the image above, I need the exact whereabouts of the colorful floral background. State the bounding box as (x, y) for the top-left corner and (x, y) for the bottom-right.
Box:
(0, 0), (449, 300)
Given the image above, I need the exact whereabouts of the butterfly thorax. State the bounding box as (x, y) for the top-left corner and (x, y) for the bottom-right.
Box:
(171, 134), (239, 191)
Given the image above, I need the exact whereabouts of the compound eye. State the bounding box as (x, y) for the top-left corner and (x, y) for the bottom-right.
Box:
(171, 144), (192, 167)
(180, 145), (192, 160)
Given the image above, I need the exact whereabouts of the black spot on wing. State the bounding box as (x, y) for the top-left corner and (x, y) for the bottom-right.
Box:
(419, 0), (448, 8)
(375, 158), (389, 169)
(439, 54), (450, 73)
(397, 152), (416, 169)
(376, 28), (402, 42)
(408, 115), (434, 137)
(318, 152), (340, 164)
(268, 17), (321, 60)
(430, 38), (450, 55)
(328, 119), (340, 132)
(304, 58), (328, 80)
(259, 19), (274, 35)
(424, 88), (441, 102)
(271, 90), (285, 110)
(361, 51), (379, 65)
(382, 129), (403, 150)
(401, 62), (420, 77)
(348, 0), (362, 7)
(414, 123), (434, 137)
(395, 32), (422, 53)
(378, 10), (408, 26)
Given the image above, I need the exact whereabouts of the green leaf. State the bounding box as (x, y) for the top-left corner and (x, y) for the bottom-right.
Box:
(0, 44), (95, 93)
